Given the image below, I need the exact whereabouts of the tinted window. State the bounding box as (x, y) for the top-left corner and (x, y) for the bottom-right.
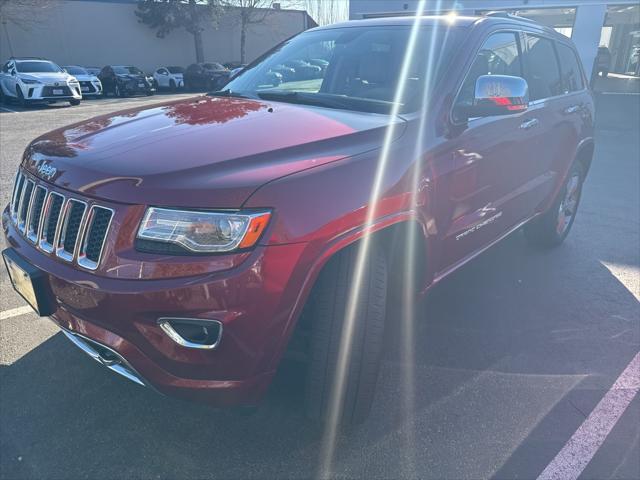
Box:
(523, 34), (563, 101)
(556, 43), (584, 92)
(65, 66), (87, 75)
(113, 66), (143, 75)
(168, 66), (184, 74)
(457, 32), (522, 110)
(15, 61), (62, 73)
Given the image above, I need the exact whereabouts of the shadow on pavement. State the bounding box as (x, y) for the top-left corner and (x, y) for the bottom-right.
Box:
(1, 228), (638, 480)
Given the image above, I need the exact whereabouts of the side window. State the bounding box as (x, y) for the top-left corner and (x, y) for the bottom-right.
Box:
(457, 32), (522, 110)
(556, 43), (584, 93)
(522, 34), (563, 101)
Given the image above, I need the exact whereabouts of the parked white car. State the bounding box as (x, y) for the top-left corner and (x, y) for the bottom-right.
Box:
(63, 65), (103, 97)
(0, 57), (82, 106)
(153, 66), (185, 91)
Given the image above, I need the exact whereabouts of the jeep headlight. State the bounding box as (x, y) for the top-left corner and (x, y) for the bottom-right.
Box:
(21, 78), (41, 84)
(136, 208), (271, 253)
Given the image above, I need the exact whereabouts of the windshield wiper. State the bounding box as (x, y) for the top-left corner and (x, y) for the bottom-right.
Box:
(207, 89), (256, 99)
(256, 91), (353, 110)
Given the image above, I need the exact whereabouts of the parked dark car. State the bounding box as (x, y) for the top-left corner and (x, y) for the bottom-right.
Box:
(270, 64), (296, 82)
(3, 15), (594, 427)
(283, 59), (323, 80)
(98, 65), (155, 97)
(184, 62), (229, 91)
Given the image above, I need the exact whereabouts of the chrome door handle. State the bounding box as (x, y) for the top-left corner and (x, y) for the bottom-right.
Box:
(520, 118), (539, 130)
(564, 105), (581, 114)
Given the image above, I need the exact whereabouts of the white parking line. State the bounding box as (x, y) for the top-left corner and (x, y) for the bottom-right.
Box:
(537, 351), (640, 480)
(0, 305), (34, 320)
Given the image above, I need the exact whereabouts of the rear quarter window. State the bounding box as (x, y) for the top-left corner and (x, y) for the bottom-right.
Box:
(556, 42), (585, 93)
(522, 34), (563, 101)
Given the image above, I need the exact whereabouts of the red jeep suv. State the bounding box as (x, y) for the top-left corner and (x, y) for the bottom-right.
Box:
(3, 15), (594, 425)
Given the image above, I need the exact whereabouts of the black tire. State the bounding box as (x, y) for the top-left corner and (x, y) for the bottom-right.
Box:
(524, 161), (586, 248)
(169, 79), (176, 92)
(304, 244), (387, 426)
(16, 86), (27, 107)
(69, 98), (81, 106)
(114, 84), (123, 98)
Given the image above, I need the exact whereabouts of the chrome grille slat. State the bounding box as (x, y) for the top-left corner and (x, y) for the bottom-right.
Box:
(39, 192), (65, 253)
(17, 179), (35, 233)
(78, 206), (114, 271)
(56, 199), (87, 262)
(9, 170), (113, 270)
(27, 186), (47, 243)
(10, 172), (25, 220)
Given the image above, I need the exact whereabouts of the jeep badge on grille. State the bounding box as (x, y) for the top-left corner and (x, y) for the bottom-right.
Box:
(37, 163), (57, 180)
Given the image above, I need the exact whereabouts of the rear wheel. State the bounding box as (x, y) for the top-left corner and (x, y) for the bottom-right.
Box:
(304, 244), (387, 427)
(525, 162), (585, 248)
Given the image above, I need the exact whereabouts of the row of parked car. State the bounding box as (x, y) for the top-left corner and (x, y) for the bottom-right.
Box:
(0, 57), (249, 107)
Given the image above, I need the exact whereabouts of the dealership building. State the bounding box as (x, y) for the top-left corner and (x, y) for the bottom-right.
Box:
(349, 0), (640, 79)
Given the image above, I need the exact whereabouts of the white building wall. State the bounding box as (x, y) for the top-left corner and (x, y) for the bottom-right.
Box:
(0, 1), (310, 72)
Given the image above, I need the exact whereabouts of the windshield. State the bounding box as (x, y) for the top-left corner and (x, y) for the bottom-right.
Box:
(15, 61), (62, 73)
(64, 66), (88, 75)
(113, 66), (144, 75)
(167, 67), (184, 74)
(203, 63), (225, 71)
(225, 25), (463, 114)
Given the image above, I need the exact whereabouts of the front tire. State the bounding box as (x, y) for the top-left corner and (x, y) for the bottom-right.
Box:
(304, 244), (387, 426)
(525, 161), (585, 248)
(114, 84), (123, 98)
(69, 98), (81, 106)
(16, 86), (27, 107)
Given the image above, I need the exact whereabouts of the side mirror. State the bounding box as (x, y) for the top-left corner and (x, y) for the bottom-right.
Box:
(470, 75), (529, 117)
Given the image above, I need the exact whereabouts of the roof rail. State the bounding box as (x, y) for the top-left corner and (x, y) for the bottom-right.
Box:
(9, 56), (46, 60)
(484, 11), (539, 24)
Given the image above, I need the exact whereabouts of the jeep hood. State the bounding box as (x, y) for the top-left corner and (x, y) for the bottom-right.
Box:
(23, 96), (406, 208)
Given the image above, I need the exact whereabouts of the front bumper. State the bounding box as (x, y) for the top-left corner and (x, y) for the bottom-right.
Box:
(3, 206), (310, 406)
(20, 83), (82, 102)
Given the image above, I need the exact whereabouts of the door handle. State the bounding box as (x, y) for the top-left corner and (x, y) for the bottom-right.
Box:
(564, 105), (581, 115)
(520, 118), (539, 130)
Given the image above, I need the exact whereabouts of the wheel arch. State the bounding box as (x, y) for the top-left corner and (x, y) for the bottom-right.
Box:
(575, 137), (595, 177)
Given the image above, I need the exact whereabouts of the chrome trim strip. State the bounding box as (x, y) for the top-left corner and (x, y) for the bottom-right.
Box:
(61, 328), (148, 387)
(158, 318), (223, 350)
(77, 206), (114, 271)
(55, 199), (87, 262)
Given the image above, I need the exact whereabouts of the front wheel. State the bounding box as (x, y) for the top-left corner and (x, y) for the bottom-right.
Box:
(114, 84), (124, 97)
(304, 244), (387, 427)
(525, 162), (585, 248)
(69, 98), (81, 106)
(16, 87), (27, 107)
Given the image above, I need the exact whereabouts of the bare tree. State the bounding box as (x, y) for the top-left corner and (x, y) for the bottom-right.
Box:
(300, 0), (347, 26)
(223, 0), (275, 64)
(136, 0), (223, 63)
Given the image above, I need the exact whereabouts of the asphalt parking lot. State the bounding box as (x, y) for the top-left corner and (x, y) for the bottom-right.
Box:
(0, 92), (639, 479)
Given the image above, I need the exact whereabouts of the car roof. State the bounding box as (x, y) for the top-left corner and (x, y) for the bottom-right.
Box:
(313, 14), (560, 37)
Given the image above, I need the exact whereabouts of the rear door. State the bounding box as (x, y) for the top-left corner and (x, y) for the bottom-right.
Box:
(515, 32), (569, 217)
